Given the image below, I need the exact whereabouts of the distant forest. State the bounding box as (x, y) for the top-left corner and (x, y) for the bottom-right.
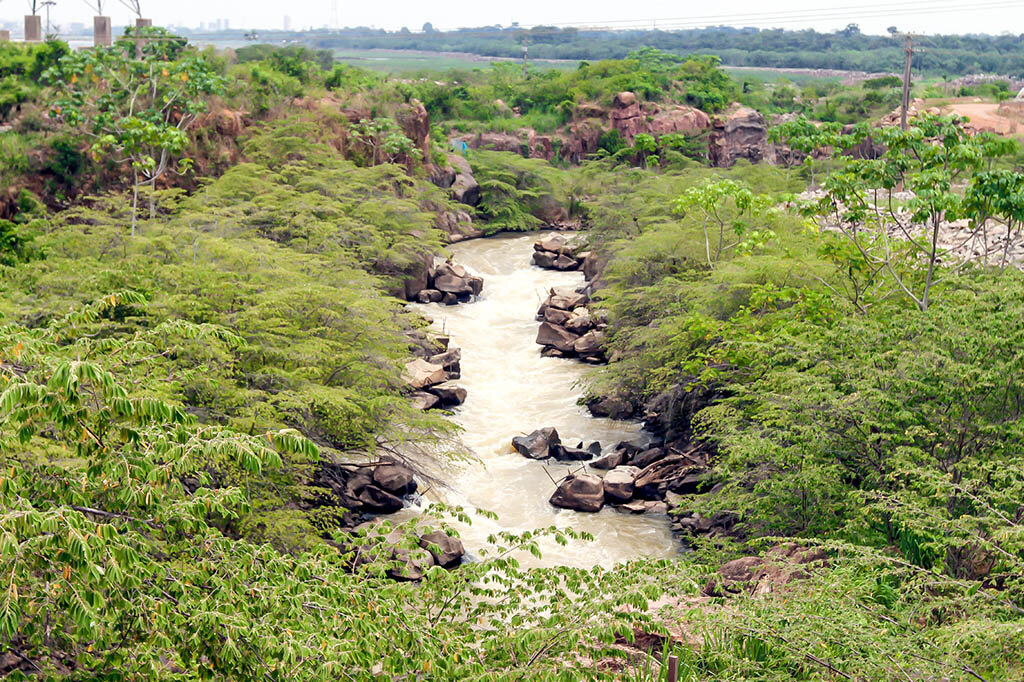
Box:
(299, 24), (1024, 77)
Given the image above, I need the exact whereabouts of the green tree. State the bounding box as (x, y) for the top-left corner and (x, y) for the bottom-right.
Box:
(801, 115), (1017, 311)
(43, 29), (225, 235)
(673, 179), (776, 267)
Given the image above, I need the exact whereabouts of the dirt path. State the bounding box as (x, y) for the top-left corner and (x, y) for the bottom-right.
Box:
(942, 101), (1021, 135)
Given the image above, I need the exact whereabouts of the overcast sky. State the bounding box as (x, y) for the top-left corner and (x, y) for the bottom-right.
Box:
(6, 0), (1023, 35)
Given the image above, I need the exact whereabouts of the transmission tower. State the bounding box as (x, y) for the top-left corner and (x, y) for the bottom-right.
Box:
(117, 0), (143, 17)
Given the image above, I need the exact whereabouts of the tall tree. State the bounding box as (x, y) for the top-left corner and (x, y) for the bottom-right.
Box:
(43, 28), (224, 235)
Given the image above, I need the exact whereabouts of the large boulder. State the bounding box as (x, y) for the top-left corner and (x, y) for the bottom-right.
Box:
(550, 473), (605, 513)
(419, 530), (465, 568)
(647, 105), (712, 138)
(533, 250), (559, 268)
(429, 348), (461, 374)
(372, 464), (416, 496)
(547, 287), (588, 311)
(536, 322), (579, 353)
(404, 358), (447, 390)
(573, 330), (605, 357)
(610, 91), (644, 143)
(565, 312), (592, 335)
(357, 484), (404, 514)
(535, 233), (568, 253)
(603, 465), (640, 503)
(448, 154), (481, 206)
(587, 396), (635, 419)
(512, 427), (560, 459)
(542, 307), (573, 326)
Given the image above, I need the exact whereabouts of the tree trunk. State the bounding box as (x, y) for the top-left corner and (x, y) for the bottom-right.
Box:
(131, 168), (139, 237)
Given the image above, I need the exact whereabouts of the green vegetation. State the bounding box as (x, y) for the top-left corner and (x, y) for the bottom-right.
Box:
(2, 30), (1024, 681)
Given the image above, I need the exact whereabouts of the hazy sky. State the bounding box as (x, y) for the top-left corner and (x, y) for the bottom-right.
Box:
(6, 0), (1024, 35)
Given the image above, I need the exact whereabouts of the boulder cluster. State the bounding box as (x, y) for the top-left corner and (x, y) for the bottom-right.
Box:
(404, 331), (467, 411)
(531, 233), (589, 271)
(314, 459), (420, 517)
(350, 522), (466, 581)
(535, 286), (607, 362)
(405, 257), (484, 306)
(510, 428), (712, 516)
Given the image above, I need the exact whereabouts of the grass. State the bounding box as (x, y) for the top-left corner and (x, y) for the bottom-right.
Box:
(333, 48), (578, 74)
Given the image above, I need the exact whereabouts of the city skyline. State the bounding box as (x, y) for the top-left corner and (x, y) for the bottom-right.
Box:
(2, 0), (1023, 36)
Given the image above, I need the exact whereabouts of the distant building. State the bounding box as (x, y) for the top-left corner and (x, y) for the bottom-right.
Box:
(223, 19), (229, 30)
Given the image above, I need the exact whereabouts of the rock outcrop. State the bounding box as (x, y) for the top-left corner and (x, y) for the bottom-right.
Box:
(402, 333), (468, 411)
(405, 257), (484, 305)
(532, 233), (585, 271)
(535, 287), (607, 362)
(447, 154), (481, 206)
(608, 91), (711, 144)
(314, 459), (419, 520)
(708, 104), (774, 167)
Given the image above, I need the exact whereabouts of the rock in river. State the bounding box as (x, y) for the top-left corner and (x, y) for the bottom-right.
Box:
(536, 322), (580, 353)
(603, 465), (639, 503)
(550, 473), (605, 513)
(512, 427), (560, 459)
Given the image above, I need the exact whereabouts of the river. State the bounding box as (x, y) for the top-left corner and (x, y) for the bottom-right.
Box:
(404, 232), (679, 568)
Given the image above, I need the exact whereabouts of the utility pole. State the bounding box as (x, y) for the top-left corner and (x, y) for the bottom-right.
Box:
(522, 40), (528, 78)
(900, 33), (914, 131)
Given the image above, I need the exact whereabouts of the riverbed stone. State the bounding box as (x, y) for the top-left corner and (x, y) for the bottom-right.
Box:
(410, 391), (440, 411)
(543, 307), (573, 326)
(632, 447), (666, 469)
(536, 322), (580, 353)
(548, 288), (588, 311)
(388, 546), (435, 581)
(550, 443), (594, 461)
(591, 449), (625, 470)
(536, 234), (567, 253)
(553, 254), (579, 270)
(429, 381), (467, 407)
(512, 427), (560, 459)
(533, 251), (559, 268)
(573, 330), (605, 356)
(429, 348), (461, 373)
(603, 465), (640, 502)
(550, 473), (605, 513)
(404, 358), (447, 389)
(434, 273), (473, 295)
(565, 313), (593, 335)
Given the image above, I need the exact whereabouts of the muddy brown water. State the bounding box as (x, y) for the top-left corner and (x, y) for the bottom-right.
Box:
(399, 232), (679, 568)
